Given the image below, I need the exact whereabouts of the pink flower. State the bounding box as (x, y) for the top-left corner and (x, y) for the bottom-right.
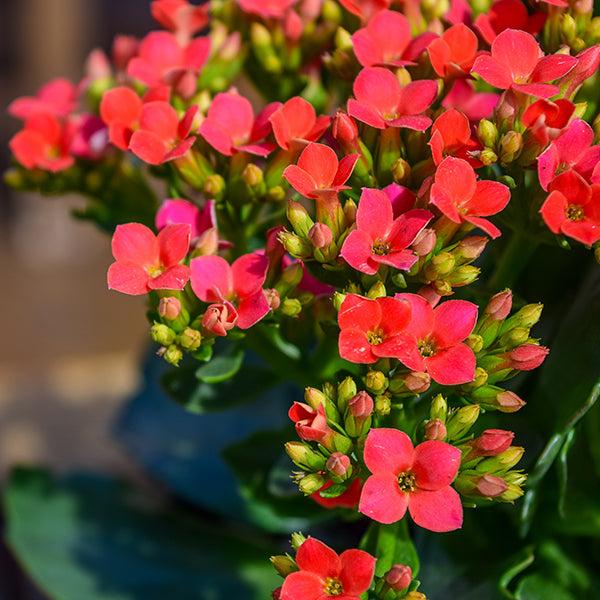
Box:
(8, 78), (78, 120)
(280, 537), (376, 600)
(471, 29), (577, 98)
(202, 302), (238, 336)
(338, 0), (391, 23)
(269, 96), (331, 151)
(283, 142), (359, 199)
(190, 253), (271, 329)
(288, 402), (335, 446)
(348, 67), (438, 132)
(127, 31), (211, 98)
(427, 24), (479, 79)
(338, 294), (412, 364)
(156, 198), (217, 248)
(359, 428), (463, 531)
(199, 91), (278, 157)
(238, 0), (298, 19)
(442, 79), (499, 121)
(150, 0), (209, 44)
(521, 98), (575, 147)
(539, 170), (600, 245)
(351, 10), (435, 68)
(474, 0), (546, 46)
(428, 108), (482, 167)
(341, 188), (433, 274)
(107, 223), (191, 295)
(537, 118), (600, 191)
(393, 293), (478, 385)
(429, 156), (511, 238)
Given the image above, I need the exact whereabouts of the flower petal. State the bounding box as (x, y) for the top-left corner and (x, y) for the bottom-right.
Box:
(111, 223), (158, 268)
(426, 343), (476, 385)
(408, 486), (463, 532)
(359, 473), (409, 524)
(363, 428), (414, 475)
(107, 262), (149, 295)
(231, 252), (269, 298)
(412, 441), (461, 490)
(338, 329), (377, 364)
(280, 570), (325, 600)
(157, 223), (191, 267)
(432, 299), (478, 347)
(296, 537), (341, 578)
(338, 549), (377, 595)
(190, 254), (232, 302)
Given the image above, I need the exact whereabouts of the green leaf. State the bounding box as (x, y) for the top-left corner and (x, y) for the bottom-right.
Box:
(3, 467), (279, 600)
(195, 345), (244, 383)
(515, 574), (575, 600)
(499, 546), (535, 599)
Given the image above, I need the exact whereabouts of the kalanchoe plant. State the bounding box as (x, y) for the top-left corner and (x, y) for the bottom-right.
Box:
(6, 0), (600, 598)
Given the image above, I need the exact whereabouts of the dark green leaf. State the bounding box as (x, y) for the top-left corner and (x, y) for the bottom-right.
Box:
(317, 483), (348, 499)
(515, 574), (575, 600)
(499, 546), (535, 599)
(195, 345), (244, 383)
(3, 467), (278, 600)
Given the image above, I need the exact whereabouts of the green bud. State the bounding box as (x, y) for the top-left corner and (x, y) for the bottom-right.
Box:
(466, 334), (484, 353)
(270, 554), (297, 578)
(343, 198), (358, 226)
(297, 472), (327, 495)
(498, 482), (525, 502)
(280, 297), (303, 317)
(332, 433), (354, 455)
(475, 446), (524, 474)
(374, 393), (391, 416)
(203, 174), (226, 200)
(322, 381), (337, 402)
(499, 131), (523, 164)
(332, 291), (347, 312)
(392, 157), (411, 185)
(287, 200), (315, 238)
(430, 394), (448, 421)
(290, 532), (307, 552)
(366, 280), (386, 299)
(337, 377), (358, 413)
(334, 26), (353, 51)
(498, 326), (530, 349)
(151, 323), (176, 346)
(479, 148), (498, 166)
(265, 185), (285, 203)
(242, 163), (264, 188)
(285, 441), (327, 471)
(446, 404), (480, 440)
(279, 230), (313, 258)
(365, 370), (389, 395)
(423, 252), (455, 281)
(561, 13), (577, 44)
(477, 119), (499, 148)
(446, 265), (480, 287)
(161, 344), (183, 366)
(177, 327), (201, 351)
(391, 272), (407, 288)
(461, 366), (488, 391)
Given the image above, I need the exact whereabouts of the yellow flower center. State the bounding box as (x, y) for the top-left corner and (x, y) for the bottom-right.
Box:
(418, 339), (436, 357)
(367, 328), (384, 345)
(398, 471), (416, 492)
(567, 204), (584, 221)
(324, 577), (344, 596)
(372, 238), (390, 255)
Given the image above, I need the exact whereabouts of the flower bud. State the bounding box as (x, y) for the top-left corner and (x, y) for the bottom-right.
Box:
(177, 327), (201, 351)
(499, 130), (523, 164)
(446, 265), (480, 287)
(467, 429), (514, 461)
(242, 163), (264, 188)
(423, 252), (455, 281)
(202, 303), (237, 336)
(432, 278), (453, 296)
(405, 592), (428, 600)
(474, 474), (509, 497)
(290, 532), (307, 551)
(445, 404), (480, 440)
(308, 222), (333, 249)
(430, 394), (448, 421)
(285, 441), (327, 471)
(477, 118), (499, 148)
(484, 290), (512, 320)
(385, 564), (412, 591)
(279, 231), (313, 258)
(192, 227), (220, 256)
(161, 343), (183, 366)
(496, 390), (526, 413)
(337, 377), (358, 413)
(270, 555), (297, 578)
(343, 198), (358, 225)
(500, 303), (543, 332)
(158, 296), (182, 320)
(332, 111), (358, 145)
(287, 200), (315, 238)
(389, 370), (431, 395)
(392, 157), (411, 185)
(280, 298), (303, 317)
(453, 236), (488, 262)
(348, 391), (374, 422)
(471, 386), (525, 412)
(266, 185), (285, 203)
(498, 482), (525, 502)
(265, 288), (281, 310)
(424, 418), (447, 441)
(327, 452), (351, 478)
(502, 343), (549, 371)
(411, 228), (436, 256)
(465, 334), (484, 353)
(479, 148), (498, 166)
(365, 370), (388, 395)
(476, 446), (524, 474)
(297, 472), (328, 495)
(375, 393), (391, 416)
(203, 174), (226, 200)
(366, 280), (386, 299)
(151, 323), (176, 346)
(498, 326), (530, 349)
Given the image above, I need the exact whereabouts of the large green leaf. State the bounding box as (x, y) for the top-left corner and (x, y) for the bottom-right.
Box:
(3, 468), (279, 600)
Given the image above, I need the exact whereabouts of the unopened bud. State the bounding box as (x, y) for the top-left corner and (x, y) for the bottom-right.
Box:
(424, 418), (447, 441)
(348, 391), (374, 422)
(366, 280), (386, 299)
(503, 343), (549, 371)
(203, 174), (226, 199)
(308, 222), (333, 249)
(477, 118), (498, 148)
(472, 386), (526, 412)
(468, 429), (515, 459)
(365, 370), (388, 394)
(332, 111), (358, 145)
(465, 334), (484, 353)
(193, 227), (219, 255)
(158, 296), (181, 320)
(499, 482), (525, 502)
(405, 592), (428, 600)
(479, 147), (498, 166)
(454, 236), (488, 262)
(476, 446), (525, 473)
(327, 452), (351, 478)
(375, 393), (391, 416)
(411, 228), (436, 256)
(392, 157), (411, 185)
(499, 130), (523, 163)
(501, 303), (543, 332)
(474, 474), (509, 497)
(151, 323), (176, 346)
(430, 394), (448, 421)
(242, 163), (264, 187)
(285, 441), (327, 470)
(305, 387), (329, 411)
(290, 532), (307, 551)
(446, 404), (480, 439)
(389, 370), (431, 395)
(498, 326), (530, 349)
(270, 555), (297, 578)
(161, 343), (183, 366)
(265, 288), (280, 310)
(385, 564), (412, 591)
(177, 327), (201, 351)
(287, 200), (314, 238)
(337, 377), (358, 412)
(279, 231), (312, 258)
(484, 290), (512, 320)
(266, 185), (285, 203)
(561, 13), (577, 44)
(202, 303), (237, 336)
(423, 252), (455, 281)
(297, 472), (327, 495)
(446, 265), (480, 287)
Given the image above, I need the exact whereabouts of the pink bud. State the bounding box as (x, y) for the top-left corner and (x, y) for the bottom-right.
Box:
(467, 429), (514, 461)
(202, 303), (237, 336)
(411, 228), (436, 256)
(158, 296), (181, 320)
(193, 227), (219, 255)
(265, 288), (280, 310)
(475, 474), (509, 498)
(505, 344), (549, 371)
(385, 564), (412, 591)
(271, 586), (282, 600)
(327, 452), (351, 477)
(112, 35), (139, 72)
(348, 391), (374, 423)
(457, 236), (488, 260)
(484, 290), (513, 320)
(405, 371), (431, 394)
(424, 418), (447, 441)
(308, 222), (333, 249)
(332, 111), (359, 145)
(496, 390), (526, 413)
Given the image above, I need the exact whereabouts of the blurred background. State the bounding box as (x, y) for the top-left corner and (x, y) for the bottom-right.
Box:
(0, 1), (161, 595)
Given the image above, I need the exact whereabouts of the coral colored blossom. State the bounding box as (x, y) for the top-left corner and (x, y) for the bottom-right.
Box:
(199, 91), (278, 156)
(283, 142), (359, 199)
(393, 293), (478, 385)
(338, 294), (412, 364)
(429, 108), (482, 166)
(238, 0), (298, 18)
(341, 188), (433, 274)
(288, 402), (335, 446)
(521, 98), (575, 147)
(537, 118), (600, 191)
(427, 24), (479, 79)
(107, 223), (191, 295)
(8, 78), (78, 120)
(540, 170), (600, 246)
(150, 0), (209, 43)
(269, 96), (331, 151)
(430, 156), (511, 238)
(338, 0), (390, 23)
(474, 0), (546, 45)
(471, 29), (577, 98)
(190, 253), (271, 329)
(359, 428), (463, 531)
(348, 67), (438, 132)
(280, 537), (376, 600)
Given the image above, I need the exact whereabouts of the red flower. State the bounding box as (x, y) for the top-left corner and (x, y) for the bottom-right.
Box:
(107, 223), (191, 295)
(269, 97), (331, 151)
(283, 142), (359, 198)
(338, 0), (390, 23)
(521, 98), (575, 147)
(429, 156), (510, 238)
(428, 24), (479, 79)
(199, 91), (278, 157)
(351, 10), (435, 68)
(8, 78), (78, 120)
(280, 537), (376, 600)
(238, 0), (298, 19)
(393, 293), (478, 385)
(288, 402), (336, 446)
(429, 108), (482, 167)
(338, 294), (412, 364)
(348, 67), (438, 132)
(471, 29), (577, 98)
(359, 428), (463, 531)
(540, 170), (600, 245)
(474, 0), (546, 46)
(441, 79), (499, 122)
(150, 0), (209, 43)
(340, 188), (432, 274)
(190, 253), (271, 329)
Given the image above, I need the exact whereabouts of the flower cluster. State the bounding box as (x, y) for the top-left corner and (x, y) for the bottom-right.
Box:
(9, 0), (600, 597)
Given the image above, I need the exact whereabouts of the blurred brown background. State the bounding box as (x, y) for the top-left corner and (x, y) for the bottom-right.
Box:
(0, 1), (164, 596)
